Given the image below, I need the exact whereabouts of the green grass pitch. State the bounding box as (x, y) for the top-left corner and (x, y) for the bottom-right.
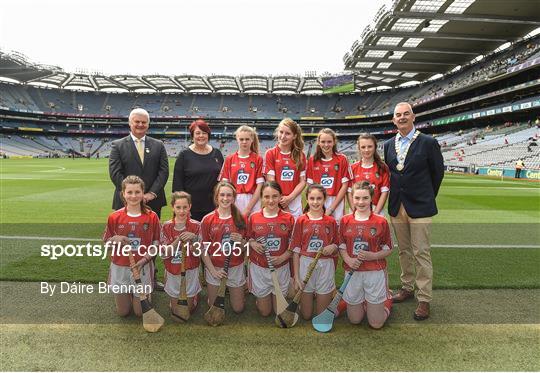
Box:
(1, 158), (539, 371)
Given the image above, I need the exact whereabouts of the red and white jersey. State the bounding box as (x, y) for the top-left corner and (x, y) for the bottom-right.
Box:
(306, 153), (351, 196)
(264, 146), (307, 196)
(219, 151), (264, 194)
(161, 217), (201, 274)
(349, 162), (390, 206)
(247, 209), (294, 269)
(200, 210), (247, 268)
(339, 212), (392, 272)
(103, 208), (161, 267)
(289, 213), (339, 260)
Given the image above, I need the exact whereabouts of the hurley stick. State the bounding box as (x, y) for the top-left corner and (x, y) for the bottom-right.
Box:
(275, 248), (324, 328)
(171, 240), (190, 322)
(312, 252), (363, 333)
(256, 237), (288, 315)
(204, 253), (232, 326)
(128, 251), (165, 333)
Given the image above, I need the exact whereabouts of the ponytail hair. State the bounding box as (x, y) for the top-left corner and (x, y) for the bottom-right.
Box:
(213, 180), (246, 230)
(121, 175), (152, 214)
(302, 183), (327, 214)
(235, 125), (260, 155)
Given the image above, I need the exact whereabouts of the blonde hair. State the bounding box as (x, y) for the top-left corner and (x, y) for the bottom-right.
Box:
(235, 125), (260, 154)
(314, 128), (338, 162)
(274, 118), (304, 169)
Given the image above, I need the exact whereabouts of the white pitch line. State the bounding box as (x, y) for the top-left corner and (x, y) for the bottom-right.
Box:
(0, 235), (102, 242)
(0, 235), (538, 248)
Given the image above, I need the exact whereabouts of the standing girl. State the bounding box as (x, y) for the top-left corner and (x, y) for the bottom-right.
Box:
(200, 181), (247, 313)
(264, 118), (306, 218)
(161, 191), (201, 317)
(339, 181), (393, 329)
(290, 184), (339, 320)
(219, 125), (264, 217)
(348, 133), (389, 215)
(103, 175), (161, 317)
(306, 128), (351, 221)
(247, 181), (295, 316)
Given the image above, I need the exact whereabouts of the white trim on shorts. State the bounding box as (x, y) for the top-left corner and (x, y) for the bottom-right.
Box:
(236, 193), (261, 217)
(286, 194), (303, 219)
(205, 264), (246, 288)
(325, 196), (345, 222)
(342, 270), (388, 305)
(107, 262), (153, 298)
(299, 256), (335, 295)
(164, 268), (202, 298)
(248, 262), (291, 298)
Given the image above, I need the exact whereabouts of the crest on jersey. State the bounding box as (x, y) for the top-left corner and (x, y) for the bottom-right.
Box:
(375, 172), (380, 179)
(143, 223), (149, 231)
(334, 164), (339, 171)
(370, 227), (377, 236)
(250, 162), (255, 169)
(325, 226), (331, 235)
(280, 223), (287, 231)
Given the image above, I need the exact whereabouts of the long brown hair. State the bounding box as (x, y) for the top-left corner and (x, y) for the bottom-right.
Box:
(275, 118), (304, 170)
(313, 128), (338, 162)
(213, 180), (246, 230)
(235, 125), (260, 154)
(302, 183), (327, 214)
(121, 175), (151, 214)
(357, 133), (387, 173)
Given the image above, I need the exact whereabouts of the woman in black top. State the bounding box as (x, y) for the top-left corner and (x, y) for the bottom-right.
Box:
(173, 119), (224, 221)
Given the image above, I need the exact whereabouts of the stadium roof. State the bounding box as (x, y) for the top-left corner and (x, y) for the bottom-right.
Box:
(1, 0), (538, 93)
(344, 0), (540, 87)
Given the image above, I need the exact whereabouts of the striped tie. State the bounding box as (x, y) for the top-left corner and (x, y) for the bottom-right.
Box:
(135, 138), (144, 164)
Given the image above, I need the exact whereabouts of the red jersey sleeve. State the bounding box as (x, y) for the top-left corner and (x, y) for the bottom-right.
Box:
(380, 164), (390, 193)
(102, 213), (116, 242)
(306, 156), (314, 184)
(338, 155), (351, 184)
(289, 217), (303, 253)
(255, 155), (264, 184)
(219, 155), (231, 181)
(264, 149), (276, 176)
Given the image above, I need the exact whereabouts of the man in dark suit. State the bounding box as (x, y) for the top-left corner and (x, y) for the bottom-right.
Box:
(109, 108), (169, 217)
(383, 102), (444, 320)
(109, 108), (169, 290)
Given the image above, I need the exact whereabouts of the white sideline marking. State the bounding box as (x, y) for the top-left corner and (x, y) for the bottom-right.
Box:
(0, 235), (102, 242)
(1, 235), (538, 248)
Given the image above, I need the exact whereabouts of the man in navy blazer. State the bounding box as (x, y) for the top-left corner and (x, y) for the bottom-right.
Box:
(109, 108), (169, 217)
(383, 102), (444, 320)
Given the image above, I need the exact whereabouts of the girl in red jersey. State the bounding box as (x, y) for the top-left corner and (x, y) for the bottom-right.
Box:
(219, 125), (264, 217)
(103, 175), (161, 317)
(290, 184), (339, 320)
(161, 192), (201, 317)
(306, 128), (351, 221)
(264, 118), (306, 218)
(347, 133), (389, 215)
(247, 181), (295, 316)
(200, 181), (248, 313)
(340, 181), (393, 329)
